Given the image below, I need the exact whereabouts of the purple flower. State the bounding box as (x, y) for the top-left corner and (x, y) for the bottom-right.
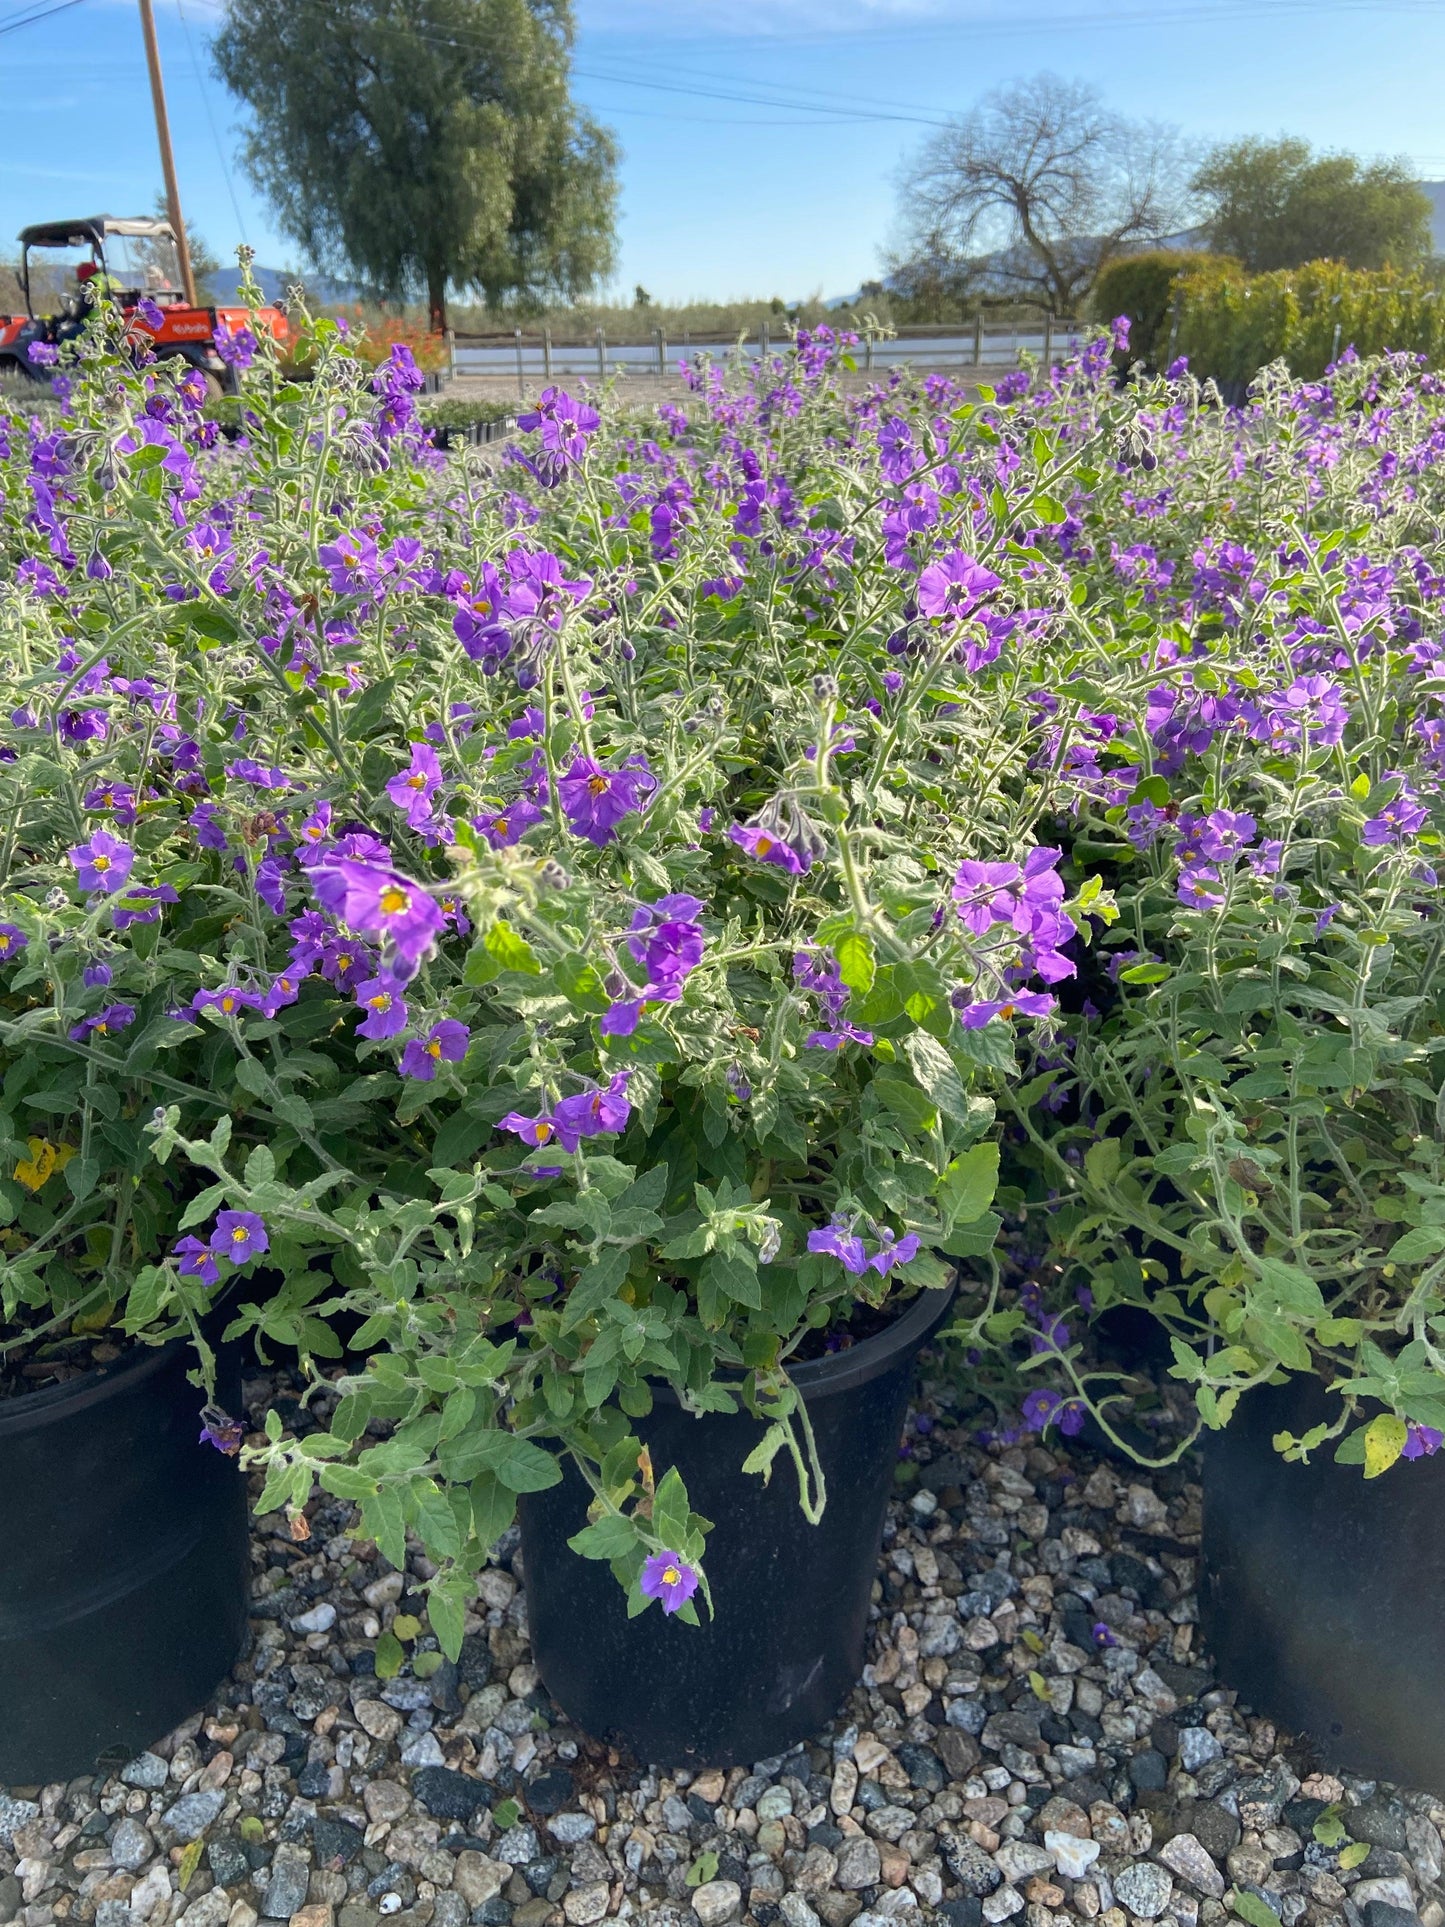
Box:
(386, 743), (444, 827)
(1092, 1620), (1119, 1648)
(174, 1235), (220, 1288)
(640, 1550), (699, 1615)
(210, 1210), (269, 1266)
(473, 798), (544, 849)
(399, 1018), (470, 1081)
(959, 992), (1055, 1029)
(1362, 787), (1429, 847)
(0, 923), (27, 960)
(1314, 904), (1341, 935)
(729, 822), (810, 873)
(311, 861), (445, 971)
(27, 341), (59, 368)
(1402, 1422), (1444, 1460)
(1198, 809), (1256, 861)
(557, 756), (655, 846)
(320, 530), (382, 596)
(1020, 1387), (1085, 1436)
(135, 296), (166, 331)
(515, 387), (602, 489)
(192, 985), (262, 1020)
(916, 551), (1001, 625)
(84, 782), (138, 826)
(808, 1219), (869, 1274)
(499, 1074), (631, 1152)
(112, 884), (178, 930)
(83, 961), (111, 988)
(355, 974), (408, 1040)
(226, 758), (291, 790)
(198, 1405), (244, 1455)
(868, 1230), (920, 1275)
(69, 829), (134, 895)
(1111, 314), (1131, 354)
(215, 324), (257, 372)
(68, 1003), (136, 1042)
(1177, 865), (1225, 909)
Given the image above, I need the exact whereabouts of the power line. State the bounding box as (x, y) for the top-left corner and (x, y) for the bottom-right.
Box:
(177, 0), (250, 243)
(0, 0), (87, 38)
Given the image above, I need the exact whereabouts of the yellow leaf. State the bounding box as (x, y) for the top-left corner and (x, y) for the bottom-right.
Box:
(13, 1137), (74, 1192)
(1363, 1413), (1407, 1479)
(1338, 1841), (1371, 1871)
(391, 1612), (422, 1642)
(1020, 1627), (1045, 1654)
(1029, 1671), (1050, 1701)
(177, 1839), (203, 1890)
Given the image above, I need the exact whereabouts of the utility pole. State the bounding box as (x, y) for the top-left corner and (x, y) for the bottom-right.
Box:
(138, 0), (198, 305)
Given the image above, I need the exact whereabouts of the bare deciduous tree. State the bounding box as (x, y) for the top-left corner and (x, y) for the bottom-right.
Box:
(895, 74), (1193, 315)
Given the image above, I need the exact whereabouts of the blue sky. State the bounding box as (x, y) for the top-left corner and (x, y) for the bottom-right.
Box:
(2, 0), (1443, 304)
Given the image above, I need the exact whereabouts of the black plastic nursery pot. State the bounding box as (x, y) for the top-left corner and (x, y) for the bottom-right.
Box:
(1201, 1373), (1445, 1788)
(0, 1337), (250, 1785)
(519, 1281), (956, 1769)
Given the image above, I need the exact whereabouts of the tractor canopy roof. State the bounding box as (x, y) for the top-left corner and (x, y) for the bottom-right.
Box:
(18, 216), (175, 250)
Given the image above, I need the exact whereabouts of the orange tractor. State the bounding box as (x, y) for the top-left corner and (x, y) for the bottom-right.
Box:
(0, 214), (288, 396)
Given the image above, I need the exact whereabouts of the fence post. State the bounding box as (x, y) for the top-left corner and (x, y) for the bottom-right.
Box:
(543, 326), (552, 381)
(446, 327), (456, 381)
(1042, 315), (1052, 367)
(759, 322), (769, 362)
(973, 313), (983, 366)
(1331, 321), (1342, 364)
(654, 326), (666, 378)
(595, 327), (606, 382)
(864, 329), (874, 372)
(514, 327), (524, 399)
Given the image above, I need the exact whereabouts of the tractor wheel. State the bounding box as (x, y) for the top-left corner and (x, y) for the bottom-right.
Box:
(199, 370), (226, 404)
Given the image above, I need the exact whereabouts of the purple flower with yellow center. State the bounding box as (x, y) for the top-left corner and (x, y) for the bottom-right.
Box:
(1362, 788), (1429, 847)
(399, 1018), (470, 1081)
(498, 1109), (565, 1151)
(1092, 1620), (1119, 1648)
(312, 860), (445, 971)
(261, 972), (302, 1019)
(174, 1235), (220, 1288)
(0, 923), (27, 960)
(296, 800), (333, 851)
(1198, 809), (1257, 861)
(198, 1405), (244, 1455)
(808, 1218), (868, 1275)
(473, 798), (544, 849)
(640, 1550), (699, 1615)
(83, 781), (138, 826)
(557, 756), (656, 846)
(553, 1073), (632, 1145)
(355, 974), (408, 1040)
(1020, 1387), (1084, 1435)
(386, 743), (444, 827)
(729, 821), (810, 873)
(959, 992), (1055, 1029)
(192, 985), (262, 1020)
(68, 1003), (136, 1042)
(1177, 865), (1226, 909)
(69, 828), (134, 895)
(210, 1210), (269, 1266)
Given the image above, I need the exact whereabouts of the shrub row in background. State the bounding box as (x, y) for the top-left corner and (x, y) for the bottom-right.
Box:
(1097, 252), (1445, 385)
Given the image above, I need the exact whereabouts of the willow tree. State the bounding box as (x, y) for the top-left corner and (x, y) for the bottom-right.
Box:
(213, 0), (618, 329)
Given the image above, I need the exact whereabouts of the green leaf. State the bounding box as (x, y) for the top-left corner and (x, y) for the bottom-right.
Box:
(741, 1422), (789, 1485)
(467, 1432), (563, 1493)
(1084, 1138), (1121, 1186)
(1313, 1809), (1348, 1849)
(834, 929), (876, 995)
(374, 1628), (405, 1679)
(1363, 1412), (1407, 1479)
(569, 1513), (639, 1561)
(471, 1472), (519, 1551)
(1338, 1841), (1371, 1872)
(1387, 1226), (1445, 1264)
(1253, 1257), (1325, 1319)
(686, 1852), (719, 1888)
(1231, 1894), (1283, 1927)
(701, 1247), (761, 1310)
(485, 920), (541, 975)
(1120, 961), (1172, 984)
(492, 1798), (521, 1831)
(937, 1142), (1000, 1226)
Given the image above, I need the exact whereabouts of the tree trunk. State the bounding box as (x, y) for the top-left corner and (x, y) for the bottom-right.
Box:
(427, 266), (447, 336)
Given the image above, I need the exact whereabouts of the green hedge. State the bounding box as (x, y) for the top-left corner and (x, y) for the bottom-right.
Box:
(1174, 259), (1445, 386)
(202, 392), (516, 445)
(1092, 251), (1212, 367)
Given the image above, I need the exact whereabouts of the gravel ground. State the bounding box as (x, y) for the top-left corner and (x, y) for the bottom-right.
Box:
(2, 1367), (1442, 1927)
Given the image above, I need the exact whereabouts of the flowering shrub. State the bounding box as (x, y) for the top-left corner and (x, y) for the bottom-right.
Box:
(992, 348), (1445, 1479)
(0, 282), (1142, 1644)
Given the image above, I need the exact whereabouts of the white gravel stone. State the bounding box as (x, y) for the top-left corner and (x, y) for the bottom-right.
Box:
(1045, 1832), (1101, 1880)
(691, 1878), (743, 1926)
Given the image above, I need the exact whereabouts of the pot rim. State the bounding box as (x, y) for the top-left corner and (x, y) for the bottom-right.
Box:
(0, 1332), (181, 1438)
(649, 1275), (958, 1408)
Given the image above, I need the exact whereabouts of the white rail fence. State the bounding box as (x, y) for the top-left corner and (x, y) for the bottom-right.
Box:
(447, 320), (1086, 388)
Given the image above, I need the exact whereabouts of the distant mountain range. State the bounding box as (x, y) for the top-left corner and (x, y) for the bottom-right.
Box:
(206, 264), (365, 308)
